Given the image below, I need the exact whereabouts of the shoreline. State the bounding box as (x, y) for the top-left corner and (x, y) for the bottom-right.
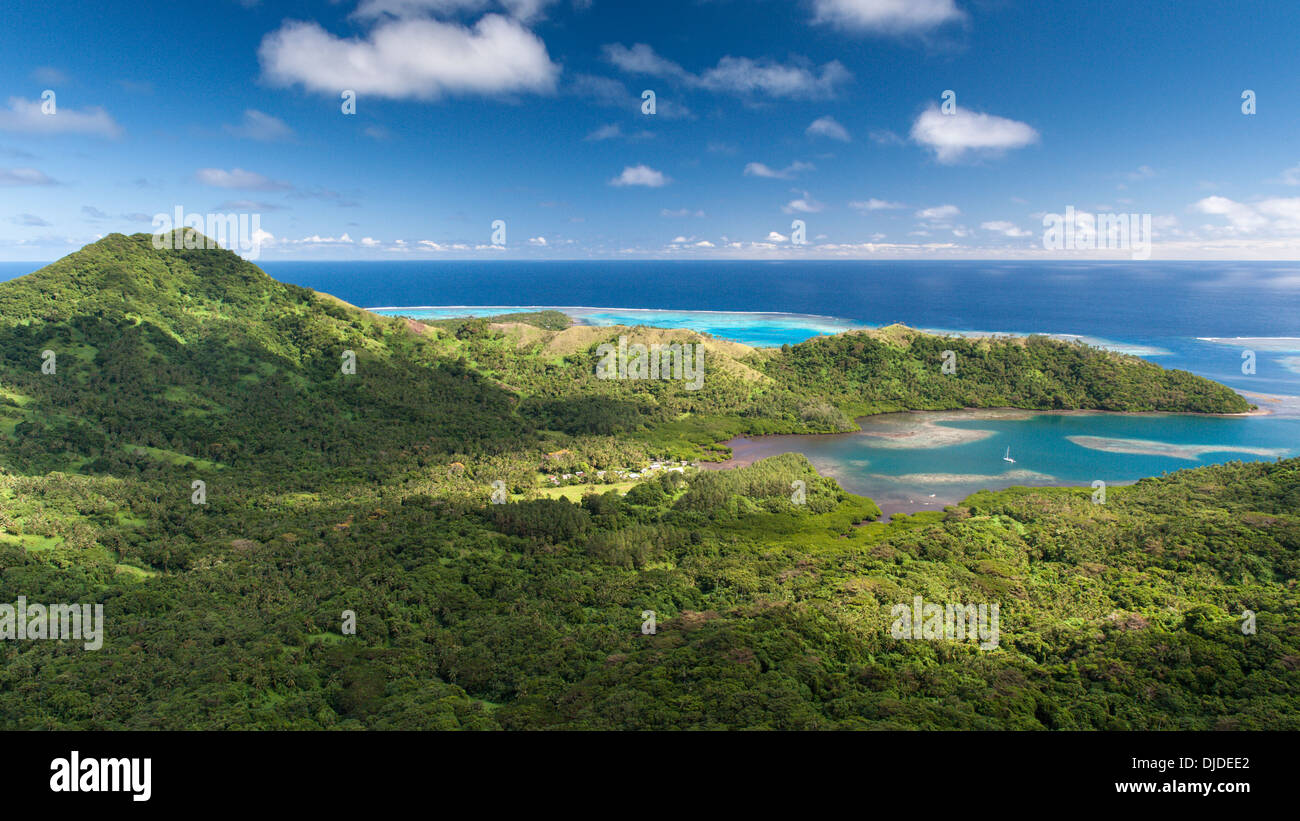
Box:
(704, 403), (1297, 465)
(367, 304), (1183, 357)
(700, 404), (1297, 514)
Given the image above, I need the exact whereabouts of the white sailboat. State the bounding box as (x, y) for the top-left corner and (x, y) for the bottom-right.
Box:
(1002, 446), (1016, 463)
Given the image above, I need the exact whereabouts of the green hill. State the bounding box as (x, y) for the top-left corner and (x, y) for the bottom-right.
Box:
(0, 234), (1288, 731)
(0, 231), (529, 476)
(0, 231), (1249, 479)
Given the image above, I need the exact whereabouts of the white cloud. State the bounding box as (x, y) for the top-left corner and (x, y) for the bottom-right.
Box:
(783, 191), (825, 213)
(812, 0), (965, 33)
(915, 204), (960, 220)
(910, 104), (1038, 163)
(361, 236), (381, 246)
(568, 73), (634, 106)
(1192, 196), (1300, 233)
(259, 15), (560, 100)
(744, 160), (813, 179)
(0, 96), (122, 138)
(602, 43), (693, 82)
(767, 231), (789, 242)
(1276, 163), (1300, 185)
(352, 0), (562, 23)
(806, 115), (850, 141)
(609, 164), (668, 187)
(981, 220), (1030, 237)
(699, 57), (848, 99)
(850, 198), (905, 211)
(661, 208), (704, 217)
(585, 123), (622, 141)
(196, 168), (292, 191)
(528, 235), (547, 246)
(224, 109), (294, 141)
(287, 233), (354, 245)
(603, 43), (849, 99)
(0, 168), (57, 186)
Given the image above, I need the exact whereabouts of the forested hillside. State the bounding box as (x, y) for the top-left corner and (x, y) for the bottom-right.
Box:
(0, 233), (1289, 731)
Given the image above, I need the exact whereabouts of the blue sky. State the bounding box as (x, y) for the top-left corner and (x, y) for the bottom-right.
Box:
(2, 0), (1300, 260)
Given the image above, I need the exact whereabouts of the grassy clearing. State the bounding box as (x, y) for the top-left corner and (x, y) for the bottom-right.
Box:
(123, 445), (221, 470)
(114, 563), (158, 580)
(0, 532), (64, 551)
(528, 480), (641, 501)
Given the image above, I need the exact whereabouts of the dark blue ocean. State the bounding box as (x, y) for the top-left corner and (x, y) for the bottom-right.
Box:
(279, 260), (1300, 396)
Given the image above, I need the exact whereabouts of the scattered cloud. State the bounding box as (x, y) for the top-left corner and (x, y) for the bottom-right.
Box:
(0, 167), (58, 186)
(12, 213), (51, 226)
(585, 123), (622, 141)
(811, 0), (965, 34)
(1125, 164), (1156, 181)
(806, 115), (850, 141)
(569, 73), (633, 106)
(224, 109), (294, 141)
(352, 0), (562, 24)
(603, 43), (849, 99)
(869, 129), (905, 146)
(1192, 195), (1300, 234)
(195, 167), (293, 191)
(850, 198), (905, 211)
(1275, 163), (1300, 185)
(910, 104), (1038, 163)
(744, 160), (814, 179)
(916, 204), (960, 220)
(783, 191), (825, 213)
(981, 220), (1031, 237)
(610, 164), (668, 187)
(0, 96), (123, 138)
(661, 208), (705, 217)
(260, 15), (560, 100)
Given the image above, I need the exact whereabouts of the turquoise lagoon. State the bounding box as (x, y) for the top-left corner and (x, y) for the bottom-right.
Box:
(371, 304), (1300, 514)
(710, 407), (1298, 515)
